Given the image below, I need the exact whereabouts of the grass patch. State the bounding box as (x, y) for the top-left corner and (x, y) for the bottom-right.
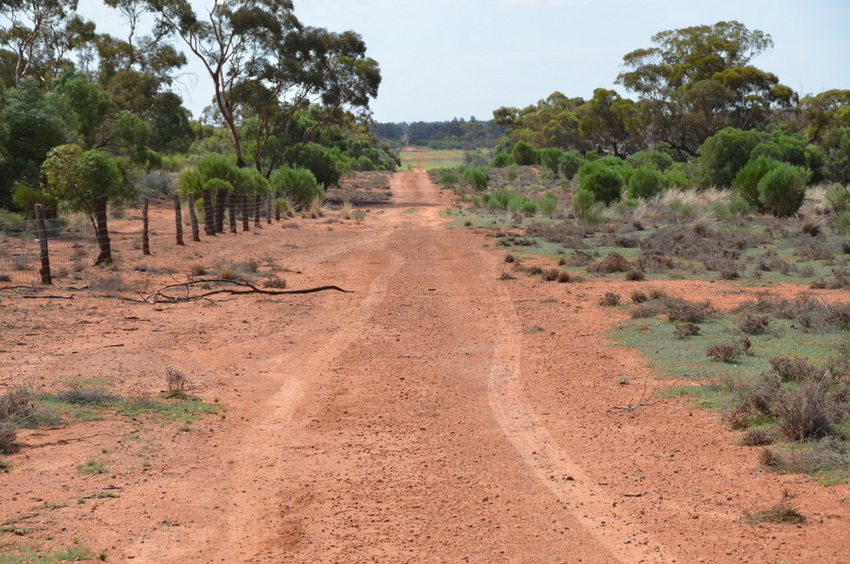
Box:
(400, 148), (464, 170)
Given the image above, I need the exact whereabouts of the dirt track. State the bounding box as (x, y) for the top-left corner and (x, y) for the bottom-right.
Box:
(2, 171), (849, 563)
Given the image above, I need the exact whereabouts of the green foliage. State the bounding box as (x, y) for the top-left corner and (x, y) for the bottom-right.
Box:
(578, 163), (623, 205)
(826, 183), (850, 212)
(699, 128), (770, 187)
(537, 192), (558, 217)
(757, 162), (811, 217)
(833, 211), (850, 235)
(270, 166), (325, 211)
(627, 150), (674, 171)
(521, 200), (538, 216)
(506, 164), (518, 181)
(511, 140), (538, 166)
(491, 153), (512, 168)
(560, 150), (584, 180)
(438, 169), (458, 186)
(41, 145), (124, 214)
(463, 167), (489, 191)
(733, 156), (780, 210)
(572, 186), (596, 217)
(750, 130), (824, 183)
(582, 201), (607, 225)
(292, 142), (342, 187)
(538, 147), (564, 173)
(627, 167), (665, 199)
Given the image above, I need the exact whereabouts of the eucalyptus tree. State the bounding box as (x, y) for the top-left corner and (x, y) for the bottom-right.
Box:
(147, 0), (381, 172)
(617, 21), (794, 157)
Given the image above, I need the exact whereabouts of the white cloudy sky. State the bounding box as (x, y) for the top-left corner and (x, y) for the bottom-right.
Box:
(76, 0), (850, 123)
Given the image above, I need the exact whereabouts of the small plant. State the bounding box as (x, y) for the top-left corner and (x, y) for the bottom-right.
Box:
(743, 491), (805, 524)
(674, 322), (700, 339)
(77, 460), (110, 474)
(706, 341), (743, 363)
(88, 274), (129, 292)
(341, 200), (354, 220)
(616, 376), (629, 385)
(624, 269), (645, 281)
(165, 368), (190, 398)
(556, 270), (570, 283)
(262, 275), (287, 288)
(738, 312), (771, 335)
(499, 272), (516, 280)
(599, 292), (621, 306)
(631, 290), (648, 304)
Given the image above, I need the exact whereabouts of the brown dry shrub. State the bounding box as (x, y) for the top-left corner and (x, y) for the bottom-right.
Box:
(759, 447), (781, 467)
(556, 270), (570, 283)
(527, 265), (544, 276)
(631, 290), (648, 304)
(563, 250), (595, 266)
(769, 356), (825, 382)
(740, 427), (774, 446)
(743, 492), (805, 524)
(599, 292), (621, 307)
(635, 249), (675, 272)
(625, 269), (645, 281)
(706, 341), (743, 363)
(720, 268), (741, 280)
(796, 242), (835, 261)
(0, 420), (17, 454)
(0, 387), (32, 420)
(648, 288), (668, 300)
(776, 382), (836, 441)
(263, 275), (287, 289)
(630, 300), (668, 318)
(666, 299), (718, 323)
(542, 268), (560, 281)
(673, 322), (701, 339)
(738, 312), (771, 335)
(504, 254), (516, 263)
(589, 252), (633, 273)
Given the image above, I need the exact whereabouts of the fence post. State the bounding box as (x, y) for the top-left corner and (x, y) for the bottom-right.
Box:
(215, 187), (227, 233)
(34, 204), (51, 285)
(266, 190), (272, 224)
(93, 195), (112, 265)
(174, 194), (185, 246)
(254, 193), (262, 227)
(187, 192), (201, 242)
(142, 197), (151, 255)
(274, 189), (281, 221)
(228, 192), (238, 233)
(241, 193), (250, 232)
(201, 187), (215, 236)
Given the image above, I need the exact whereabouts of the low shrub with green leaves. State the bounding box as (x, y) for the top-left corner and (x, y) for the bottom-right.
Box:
(579, 164), (623, 205)
(627, 167), (665, 199)
(270, 166), (325, 211)
(463, 167), (489, 191)
(757, 162), (811, 217)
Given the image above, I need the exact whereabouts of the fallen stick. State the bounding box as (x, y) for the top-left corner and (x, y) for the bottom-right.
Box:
(137, 278), (352, 303)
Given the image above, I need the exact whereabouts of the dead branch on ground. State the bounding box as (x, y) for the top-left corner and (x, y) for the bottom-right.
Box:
(136, 278), (352, 303)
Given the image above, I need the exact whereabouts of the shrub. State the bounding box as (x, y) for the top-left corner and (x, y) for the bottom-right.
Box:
(464, 167), (489, 191)
(571, 187), (596, 217)
(0, 420), (16, 454)
(627, 167), (665, 199)
(538, 148), (564, 174)
(491, 153), (512, 168)
(579, 164), (623, 205)
(665, 299), (717, 323)
(590, 252), (632, 273)
(560, 151), (585, 180)
(733, 156), (779, 210)
(270, 166), (325, 211)
(438, 169), (458, 186)
(511, 141), (538, 166)
(706, 341), (743, 362)
(768, 356), (825, 382)
(165, 367), (190, 397)
(624, 269), (645, 281)
(757, 162), (811, 217)
(674, 323), (700, 338)
(825, 182), (850, 212)
(738, 313), (770, 335)
(537, 192), (558, 217)
(776, 382), (835, 440)
(521, 200), (537, 216)
(599, 292), (621, 306)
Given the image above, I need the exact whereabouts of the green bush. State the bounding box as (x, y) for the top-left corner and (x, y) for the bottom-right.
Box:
(833, 211), (850, 234)
(572, 187), (596, 217)
(511, 140), (538, 166)
(757, 162), (811, 217)
(825, 182), (850, 212)
(507, 165), (518, 181)
(491, 153), (512, 168)
(699, 127), (770, 187)
(439, 169), (458, 186)
(733, 156), (780, 211)
(269, 166), (325, 210)
(626, 150), (674, 172)
(521, 200), (538, 216)
(507, 193), (527, 214)
(560, 150), (584, 180)
(627, 167), (665, 199)
(582, 201), (606, 225)
(579, 165), (623, 205)
(464, 167), (489, 191)
(538, 147), (564, 174)
(538, 192), (558, 217)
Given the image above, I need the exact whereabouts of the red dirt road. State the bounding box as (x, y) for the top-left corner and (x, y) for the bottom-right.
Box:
(2, 171), (849, 563)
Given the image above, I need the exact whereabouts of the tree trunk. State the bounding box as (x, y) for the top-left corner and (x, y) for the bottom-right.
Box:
(228, 192), (238, 234)
(241, 193), (250, 232)
(93, 196), (112, 265)
(215, 186), (228, 234)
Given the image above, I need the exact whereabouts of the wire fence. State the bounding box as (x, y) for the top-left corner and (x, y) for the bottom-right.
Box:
(0, 194), (280, 285)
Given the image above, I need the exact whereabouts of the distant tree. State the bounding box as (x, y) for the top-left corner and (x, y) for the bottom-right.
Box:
(578, 88), (637, 157)
(41, 144), (125, 217)
(511, 140), (538, 165)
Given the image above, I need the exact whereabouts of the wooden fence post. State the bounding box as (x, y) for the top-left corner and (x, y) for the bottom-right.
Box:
(274, 190), (281, 221)
(201, 187), (215, 236)
(142, 198), (151, 255)
(93, 195), (112, 265)
(174, 194), (185, 246)
(228, 192), (238, 233)
(215, 186), (228, 233)
(254, 193), (262, 227)
(187, 192), (201, 242)
(241, 193), (250, 232)
(34, 204), (51, 285)
(266, 190), (272, 224)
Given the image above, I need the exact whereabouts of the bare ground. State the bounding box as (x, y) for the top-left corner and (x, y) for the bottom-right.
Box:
(1, 170), (849, 563)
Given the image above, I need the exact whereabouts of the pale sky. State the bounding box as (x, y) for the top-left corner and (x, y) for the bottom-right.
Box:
(76, 0), (850, 124)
